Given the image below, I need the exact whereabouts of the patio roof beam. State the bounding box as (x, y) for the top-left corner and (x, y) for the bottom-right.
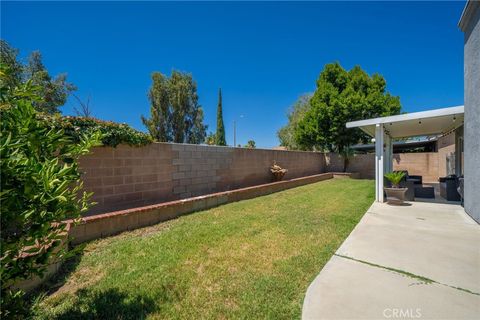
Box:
(347, 106), (464, 139)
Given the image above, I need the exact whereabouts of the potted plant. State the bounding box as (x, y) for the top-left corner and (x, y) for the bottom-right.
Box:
(270, 161), (288, 181)
(384, 171), (408, 205)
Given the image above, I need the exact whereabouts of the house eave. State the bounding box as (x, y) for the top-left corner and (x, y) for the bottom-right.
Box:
(459, 0), (480, 32)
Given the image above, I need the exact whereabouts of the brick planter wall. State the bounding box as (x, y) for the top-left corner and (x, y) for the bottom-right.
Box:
(69, 173), (336, 245)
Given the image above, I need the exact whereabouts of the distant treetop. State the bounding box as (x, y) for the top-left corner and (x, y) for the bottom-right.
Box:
(0, 40), (76, 114)
(293, 62), (401, 152)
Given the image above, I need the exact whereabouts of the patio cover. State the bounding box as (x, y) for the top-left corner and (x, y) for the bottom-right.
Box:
(346, 106), (464, 202)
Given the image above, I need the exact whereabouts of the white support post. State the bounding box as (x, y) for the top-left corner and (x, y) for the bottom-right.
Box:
(375, 124), (385, 202)
(384, 134), (393, 174)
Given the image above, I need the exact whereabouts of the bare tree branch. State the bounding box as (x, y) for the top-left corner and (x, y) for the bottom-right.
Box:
(73, 94), (92, 118)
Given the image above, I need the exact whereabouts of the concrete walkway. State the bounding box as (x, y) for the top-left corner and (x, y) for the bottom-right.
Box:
(302, 201), (480, 320)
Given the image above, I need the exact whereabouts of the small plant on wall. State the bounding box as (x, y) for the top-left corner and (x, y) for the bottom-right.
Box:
(270, 161), (288, 181)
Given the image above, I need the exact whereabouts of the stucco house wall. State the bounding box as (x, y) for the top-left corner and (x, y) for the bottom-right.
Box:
(460, 1), (480, 223)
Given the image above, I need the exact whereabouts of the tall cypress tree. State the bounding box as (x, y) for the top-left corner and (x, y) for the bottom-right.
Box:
(215, 88), (226, 145)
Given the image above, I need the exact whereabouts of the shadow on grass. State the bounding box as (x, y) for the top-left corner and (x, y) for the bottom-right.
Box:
(33, 245), (86, 297)
(46, 287), (156, 320)
(28, 247), (158, 319)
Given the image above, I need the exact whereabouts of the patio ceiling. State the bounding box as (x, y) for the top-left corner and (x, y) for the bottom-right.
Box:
(346, 106), (464, 138)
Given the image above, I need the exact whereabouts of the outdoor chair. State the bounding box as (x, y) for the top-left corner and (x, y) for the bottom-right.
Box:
(414, 186), (435, 198)
(395, 170), (423, 185)
(407, 175), (423, 185)
(439, 175), (461, 201)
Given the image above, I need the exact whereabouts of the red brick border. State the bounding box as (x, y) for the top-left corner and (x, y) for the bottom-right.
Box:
(68, 172), (352, 244)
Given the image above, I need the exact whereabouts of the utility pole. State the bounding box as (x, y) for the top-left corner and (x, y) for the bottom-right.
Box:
(233, 115), (243, 147)
(233, 120), (236, 147)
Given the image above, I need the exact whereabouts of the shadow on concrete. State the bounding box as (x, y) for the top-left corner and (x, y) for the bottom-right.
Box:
(388, 202), (413, 207)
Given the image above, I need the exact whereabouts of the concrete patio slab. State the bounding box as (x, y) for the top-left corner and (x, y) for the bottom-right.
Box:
(303, 255), (479, 320)
(338, 202), (480, 293)
(303, 201), (480, 319)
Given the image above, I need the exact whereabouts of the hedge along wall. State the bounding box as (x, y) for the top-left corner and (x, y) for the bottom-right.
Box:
(79, 143), (326, 215)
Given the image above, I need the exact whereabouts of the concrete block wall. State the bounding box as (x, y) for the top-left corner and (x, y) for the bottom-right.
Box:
(169, 144), (232, 199)
(226, 148), (325, 190)
(80, 144), (176, 215)
(393, 153), (439, 183)
(324, 153), (375, 179)
(347, 154), (375, 179)
(325, 152), (444, 181)
(80, 143), (326, 215)
(324, 153), (345, 173)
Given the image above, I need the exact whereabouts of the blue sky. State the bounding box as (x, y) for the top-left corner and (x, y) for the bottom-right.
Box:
(2, 1), (465, 148)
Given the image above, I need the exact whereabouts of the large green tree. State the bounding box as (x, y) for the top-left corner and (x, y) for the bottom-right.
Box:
(277, 94), (312, 150)
(142, 70), (207, 144)
(142, 72), (170, 142)
(188, 107), (208, 144)
(295, 62), (401, 152)
(0, 40), (76, 114)
(215, 88), (226, 146)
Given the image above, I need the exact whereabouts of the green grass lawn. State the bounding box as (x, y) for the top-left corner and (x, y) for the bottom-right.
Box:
(31, 178), (374, 319)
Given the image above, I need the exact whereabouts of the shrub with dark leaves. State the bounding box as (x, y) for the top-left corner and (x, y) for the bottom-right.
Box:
(43, 116), (153, 148)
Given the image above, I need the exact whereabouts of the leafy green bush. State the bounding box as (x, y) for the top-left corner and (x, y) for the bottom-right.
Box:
(0, 70), (101, 317)
(41, 115), (153, 148)
(384, 171), (406, 188)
